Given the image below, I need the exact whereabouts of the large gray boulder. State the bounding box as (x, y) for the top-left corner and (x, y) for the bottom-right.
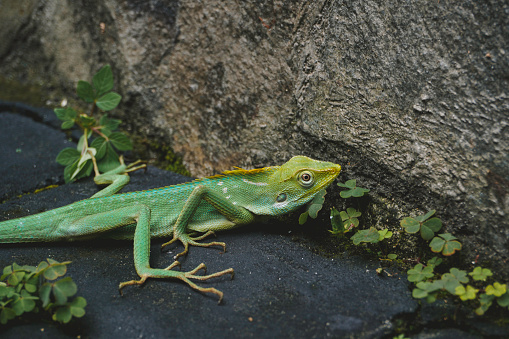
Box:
(0, 1), (507, 276)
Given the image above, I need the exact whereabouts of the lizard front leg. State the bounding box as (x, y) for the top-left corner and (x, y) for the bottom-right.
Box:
(59, 205), (233, 302)
(162, 185), (255, 260)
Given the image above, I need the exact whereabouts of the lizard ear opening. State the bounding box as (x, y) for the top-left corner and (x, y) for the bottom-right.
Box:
(276, 193), (287, 202)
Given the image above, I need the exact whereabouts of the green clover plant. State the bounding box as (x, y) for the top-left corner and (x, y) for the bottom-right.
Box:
(401, 210), (442, 241)
(0, 259), (86, 324)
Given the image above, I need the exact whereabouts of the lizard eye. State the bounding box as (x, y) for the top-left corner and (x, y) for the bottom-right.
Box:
(299, 171), (314, 187)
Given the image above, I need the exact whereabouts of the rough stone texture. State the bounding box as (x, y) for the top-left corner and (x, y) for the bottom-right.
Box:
(0, 1), (507, 276)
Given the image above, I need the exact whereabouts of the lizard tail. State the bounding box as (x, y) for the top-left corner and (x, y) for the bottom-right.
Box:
(0, 212), (60, 243)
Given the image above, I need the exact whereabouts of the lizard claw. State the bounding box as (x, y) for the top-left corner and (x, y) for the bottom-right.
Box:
(161, 231), (226, 260)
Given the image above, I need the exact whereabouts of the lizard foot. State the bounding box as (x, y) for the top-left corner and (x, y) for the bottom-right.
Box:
(118, 265), (234, 304)
(161, 231), (226, 260)
(179, 266), (235, 304)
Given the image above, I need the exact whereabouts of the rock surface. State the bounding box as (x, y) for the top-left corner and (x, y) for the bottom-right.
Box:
(2, 103), (508, 339)
(0, 1), (507, 278)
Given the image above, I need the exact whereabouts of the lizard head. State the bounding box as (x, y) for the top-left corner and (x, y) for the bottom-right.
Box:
(265, 156), (341, 215)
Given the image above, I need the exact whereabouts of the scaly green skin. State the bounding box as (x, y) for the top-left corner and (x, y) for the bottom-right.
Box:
(0, 156), (341, 302)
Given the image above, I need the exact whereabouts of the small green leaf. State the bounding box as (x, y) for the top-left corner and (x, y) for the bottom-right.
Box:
(407, 263), (434, 283)
(7, 272), (24, 286)
(298, 211), (309, 225)
(54, 108), (77, 121)
(346, 208), (361, 218)
(109, 132), (133, 152)
(70, 296), (87, 317)
(329, 207), (344, 234)
(39, 283), (51, 307)
(387, 254), (398, 260)
(97, 143), (121, 173)
(339, 190), (353, 198)
(412, 288), (428, 299)
(43, 263), (68, 281)
(422, 218), (442, 232)
(401, 217), (420, 234)
(486, 282), (507, 297)
(442, 240), (462, 256)
(429, 236), (445, 253)
(469, 267), (493, 281)
(438, 233), (457, 241)
(53, 305), (72, 323)
(56, 148), (81, 166)
(61, 120), (75, 129)
(0, 307), (16, 324)
(90, 137), (108, 160)
(476, 293), (495, 315)
(338, 179), (356, 188)
(351, 227), (379, 245)
(77, 80), (95, 103)
(93, 65), (114, 97)
(378, 229), (392, 241)
(497, 292), (509, 308)
(420, 210), (436, 222)
(96, 92), (122, 111)
(78, 115), (97, 129)
(427, 257), (442, 268)
(307, 189), (326, 219)
(455, 284), (478, 301)
(351, 187), (370, 197)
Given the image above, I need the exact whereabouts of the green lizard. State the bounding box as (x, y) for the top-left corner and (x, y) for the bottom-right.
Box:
(0, 156), (340, 302)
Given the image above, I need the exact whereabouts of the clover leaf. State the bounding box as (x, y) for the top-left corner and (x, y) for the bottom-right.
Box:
(337, 179), (370, 198)
(401, 210), (442, 240)
(469, 267), (493, 281)
(429, 233), (462, 256)
(486, 282), (507, 297)
(455, 285), (478, 301)
(407, 263), (434, 283)
(351, 227), (379, 245)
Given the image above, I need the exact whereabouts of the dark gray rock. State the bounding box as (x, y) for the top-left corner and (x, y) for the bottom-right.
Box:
(0, 107), (420, 338)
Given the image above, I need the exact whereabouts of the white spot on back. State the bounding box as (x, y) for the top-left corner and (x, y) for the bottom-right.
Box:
(222, 187), (228, 193)
(218, 182), (224, 186)
(241, 179), (268, 186)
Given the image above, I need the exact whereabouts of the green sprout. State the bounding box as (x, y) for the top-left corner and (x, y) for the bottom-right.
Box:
(429, 233), (462, 256)
(337, 179), (370, 198)
(400, 210), (442, 240)
(377, 228), (393, 241)
(55, 65), (137, 183)
(0, 259), (86, 324)
(329, 207), (362, 235)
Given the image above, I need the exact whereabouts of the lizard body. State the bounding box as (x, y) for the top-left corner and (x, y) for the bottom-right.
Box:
(0, 156), (340, 302)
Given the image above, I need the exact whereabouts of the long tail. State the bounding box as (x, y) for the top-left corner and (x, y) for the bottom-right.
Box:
(0, 211), (63, 243)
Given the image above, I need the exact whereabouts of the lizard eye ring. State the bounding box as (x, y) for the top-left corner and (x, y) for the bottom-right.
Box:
(299, 171), (314, 187)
